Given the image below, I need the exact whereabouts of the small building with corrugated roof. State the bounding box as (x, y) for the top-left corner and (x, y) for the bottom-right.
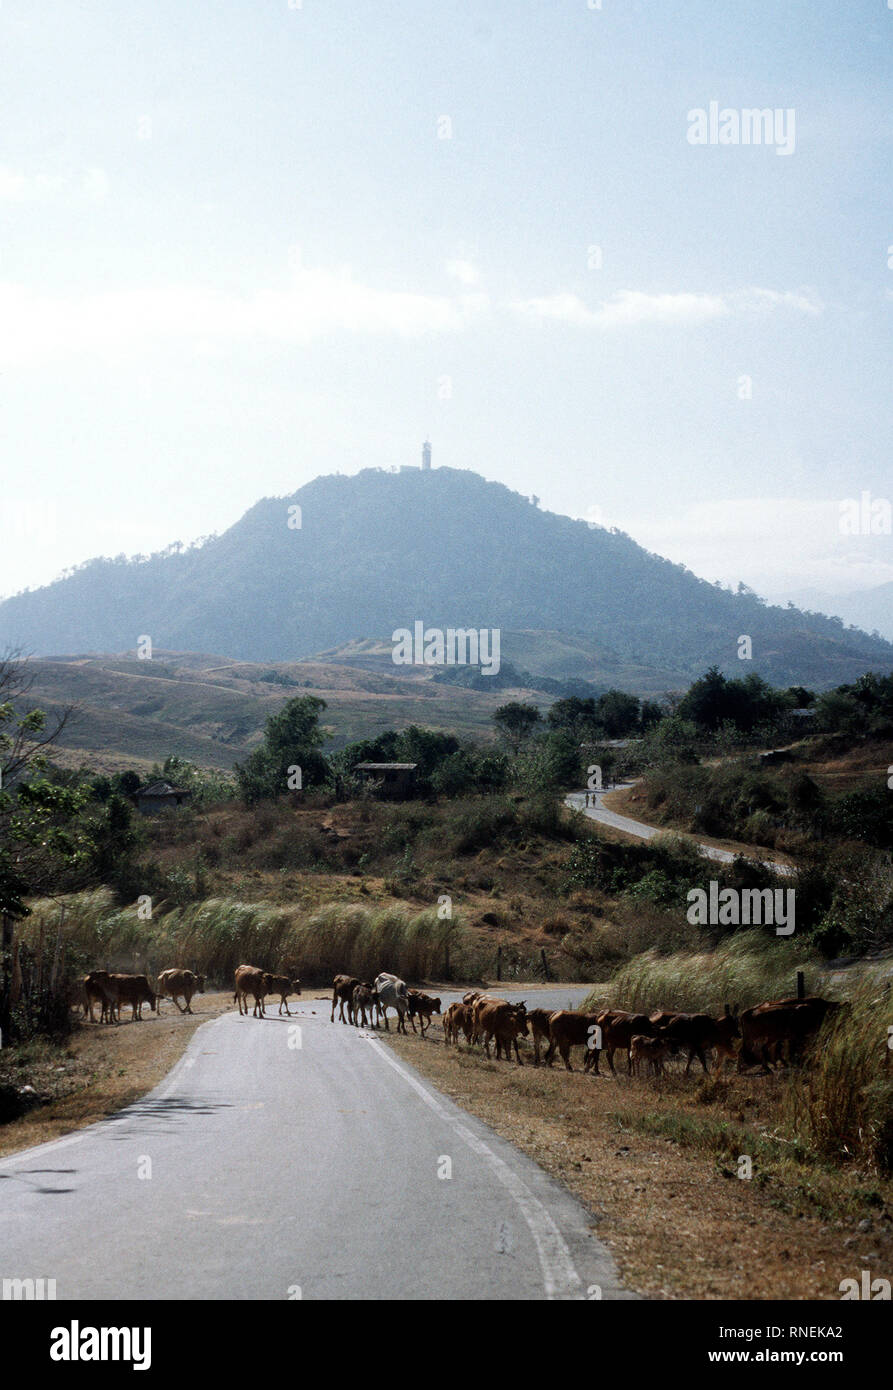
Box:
(354, 762), (418, 799)
(134, 780), (193, 814)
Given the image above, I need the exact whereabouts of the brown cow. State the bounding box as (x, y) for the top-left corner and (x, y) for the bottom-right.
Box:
(648, 1010), (682, 1029)
(630, 1033), (670, 1077)
(738, 996), (839, 1073)
(470, 994), (501, 1044)
(156, 969), (205, 1014)
(351, 981), (378, 1028)
(545, 1010), (604, 1072)
(331, 974), (360, 1024)
(110, 973), (157, 1021)
(470, 995), (524, 1045)
(462, 990), (482, 1006)
(659, 1010), (740, 1075)
(477, 1001), (529, 1064)
(442, 1002), (460, 1045)
(234, 964), (270, 1018)
(407, 991), (442, 1036)
(443, 1001), (473, 1046)
(264, 974), (302, 1017)
(84, 970), (119, 1024)
(526, 1007), (556, 1066)
(585, 1011), (656, 1076)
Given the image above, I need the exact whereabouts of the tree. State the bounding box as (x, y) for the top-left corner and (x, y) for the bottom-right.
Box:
(546, 696), (599, 739)
(676, 666), (728, 731)
(234, 696), (328, 804)
(595, 689), (640, 737)
(114, 769), (143, 799)
(0, 650), (81, 926)
(86, 793), (138, 878)
(494, 702), (541, 750)
(639, 700), (663, 731)
(0, 647), (77, 792)
(0, 773), (97, 1043)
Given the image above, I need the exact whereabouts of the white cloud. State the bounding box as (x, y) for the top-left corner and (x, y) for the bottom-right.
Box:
(599, 496), (893, 595)
(0, 164), (110, 203)
(511, 291), (606, 326)
(0, 258), (822, 369)
(0, 167), (66, 202)
(0, 266), (492, 367)
(445, 258), (482, 287)
(511, 286), (823, 328)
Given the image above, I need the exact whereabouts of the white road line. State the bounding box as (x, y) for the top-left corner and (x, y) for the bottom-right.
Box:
(0, 1131), (85, 1169)
(370, 1039), (585, 1300)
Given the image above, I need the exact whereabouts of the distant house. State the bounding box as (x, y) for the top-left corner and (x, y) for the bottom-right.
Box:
(354, 762), (418, 799)
(134, 780), (193, 814)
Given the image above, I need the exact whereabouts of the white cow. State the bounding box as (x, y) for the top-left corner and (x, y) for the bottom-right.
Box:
(373, 972), (410, 1034)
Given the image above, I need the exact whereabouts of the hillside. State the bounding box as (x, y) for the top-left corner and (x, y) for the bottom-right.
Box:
(19, 650), (532, 772)
(2, 467), (892, 688)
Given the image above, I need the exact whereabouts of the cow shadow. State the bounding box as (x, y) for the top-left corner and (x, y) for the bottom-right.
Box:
(0, 1167), (78, 1195)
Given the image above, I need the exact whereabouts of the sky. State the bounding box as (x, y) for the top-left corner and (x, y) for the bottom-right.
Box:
(1, 0), (891, 612)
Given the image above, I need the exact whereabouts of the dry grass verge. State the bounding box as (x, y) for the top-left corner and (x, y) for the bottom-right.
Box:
(382, 1024), (893, 1300)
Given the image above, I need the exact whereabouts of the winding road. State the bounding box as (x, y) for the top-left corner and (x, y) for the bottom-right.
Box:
(565, 784), (793, 876)
(0, 991), (632, 1301)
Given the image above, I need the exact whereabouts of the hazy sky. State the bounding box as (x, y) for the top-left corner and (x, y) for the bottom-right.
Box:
(2, 0), (891, 606)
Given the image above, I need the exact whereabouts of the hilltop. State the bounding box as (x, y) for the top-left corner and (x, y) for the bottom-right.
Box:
(2, 467), (891, 689)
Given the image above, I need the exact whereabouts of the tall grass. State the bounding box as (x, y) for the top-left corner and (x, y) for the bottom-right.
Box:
(19, 891), (487, 986)
(587, 929), (827, 1015)
(781, 979), (893, 1174)
(587, 931), (893, 1174)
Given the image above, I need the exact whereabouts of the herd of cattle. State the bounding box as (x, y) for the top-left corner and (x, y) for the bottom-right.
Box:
(329, 973), (843, 1075)
(78, 966), (303, 1022)
(78, 964), (841, 1075)
(78, 968), (207, 1022)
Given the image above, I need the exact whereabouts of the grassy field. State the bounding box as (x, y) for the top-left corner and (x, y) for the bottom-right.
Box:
(22, 626), (696, 774)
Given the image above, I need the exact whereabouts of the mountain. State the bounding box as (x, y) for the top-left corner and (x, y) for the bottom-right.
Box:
(2, 467), (892, 690)
(773, 584), (893, 645)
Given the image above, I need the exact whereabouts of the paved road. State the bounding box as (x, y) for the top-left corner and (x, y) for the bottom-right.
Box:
(0, 1000), (630, 1301)
(565, 784), (793, 876)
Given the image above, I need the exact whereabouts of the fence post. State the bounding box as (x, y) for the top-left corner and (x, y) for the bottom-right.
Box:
(540, 948), (549, 981)
(796, 970), (805, 1000)
(496, 945), (502, 982)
